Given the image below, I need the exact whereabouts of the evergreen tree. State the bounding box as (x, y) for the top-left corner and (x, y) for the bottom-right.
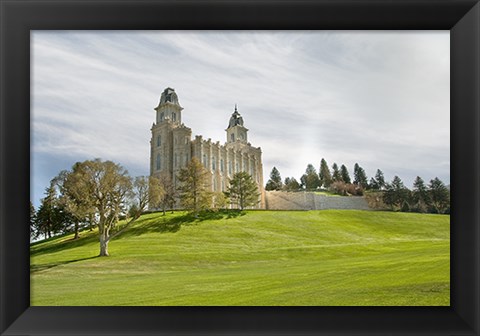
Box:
(369, 169), (385, 190)
(283, 177), (300, 191)
(428, 177), (450, 214)
(383, 176), (410, 210)
(265, 167), (283, 191)
(331, 163), (341, 182)
(412, 176), (430, 213)
(340, 164), (351, 184)
(35, 182), (66, 239)
(319, 158), (333, 188)
(375, 169), (386, 190)
(300, 164), (320, 190)
(227, 172), (260, 210)
(353, 163), (368, 189)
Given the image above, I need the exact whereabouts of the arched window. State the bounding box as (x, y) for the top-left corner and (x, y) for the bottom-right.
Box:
(220, 159), (224, 172)
(172, 112), (177, 122)
(156, 135), (161, 147)
(212, 156), (216, 171)
(156, 154), (161, 170)
(231, 134), (235, 142)
(203, 154), (207, 167)
(160, 112), (164, 122)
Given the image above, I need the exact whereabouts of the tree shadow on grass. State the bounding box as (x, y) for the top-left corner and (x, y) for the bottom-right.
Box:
(30, 210), (247, 255)
(117, 210), (246, 239)
(31, 255), (99, 274)
(30, 232), (99, 257)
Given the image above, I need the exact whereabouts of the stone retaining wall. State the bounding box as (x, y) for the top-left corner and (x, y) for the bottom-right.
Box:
(265, 191), (370, 211)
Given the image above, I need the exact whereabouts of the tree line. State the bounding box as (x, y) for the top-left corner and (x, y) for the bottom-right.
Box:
(31, 157), (261, 256)
(264, 158), (450, 214)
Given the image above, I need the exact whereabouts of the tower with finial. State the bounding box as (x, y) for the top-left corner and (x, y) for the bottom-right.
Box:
(154, 87), (183, 124)
(150, 87), (192, 185)
(226, 104), (249, 144)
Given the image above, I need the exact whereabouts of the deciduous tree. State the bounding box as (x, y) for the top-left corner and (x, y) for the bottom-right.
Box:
(156, 172), (177, 215)
(59, 159), (133, 256)
(131, 176), (164, 219)
(177, 157), (211, 216)
(30, 201), (37, 240)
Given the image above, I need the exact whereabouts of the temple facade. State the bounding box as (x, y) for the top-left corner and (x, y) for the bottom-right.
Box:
(149, 87), (265, 208)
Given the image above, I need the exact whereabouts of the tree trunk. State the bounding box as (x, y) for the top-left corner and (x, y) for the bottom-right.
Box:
(99, 234), (109, 256)
(74, 221), (79, 239)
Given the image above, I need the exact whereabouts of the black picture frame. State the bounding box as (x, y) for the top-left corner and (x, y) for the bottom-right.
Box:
(1, 0), (479, 335)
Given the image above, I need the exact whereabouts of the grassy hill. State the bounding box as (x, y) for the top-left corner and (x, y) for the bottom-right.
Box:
(30, 210), (450, 306)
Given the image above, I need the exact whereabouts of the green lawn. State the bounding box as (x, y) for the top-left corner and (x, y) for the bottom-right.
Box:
(30, 210), (450, 306)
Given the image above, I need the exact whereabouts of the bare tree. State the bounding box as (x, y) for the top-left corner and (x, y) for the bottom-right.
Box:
(177, 157), (211, 216)
(131, 176), (164, 218)
(155, 172), (177, 215)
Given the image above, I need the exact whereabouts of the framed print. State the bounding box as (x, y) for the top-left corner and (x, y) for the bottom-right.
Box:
(1, 0), (479, 335)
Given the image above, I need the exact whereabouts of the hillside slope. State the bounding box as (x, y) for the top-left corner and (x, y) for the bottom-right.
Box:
(30, 210), (450, 306)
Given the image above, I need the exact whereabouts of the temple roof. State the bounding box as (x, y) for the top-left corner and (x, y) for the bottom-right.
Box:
(228, 105), (244, 128)
(158, 87), (180, 106)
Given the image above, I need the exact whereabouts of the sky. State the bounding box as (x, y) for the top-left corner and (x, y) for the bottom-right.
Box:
(31, 31), (450, 208)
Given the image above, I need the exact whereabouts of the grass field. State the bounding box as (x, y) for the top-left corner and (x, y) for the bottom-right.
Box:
(30, 210), (450, 306)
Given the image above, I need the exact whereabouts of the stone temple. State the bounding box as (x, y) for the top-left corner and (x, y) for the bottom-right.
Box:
(149, 87), (265, 208)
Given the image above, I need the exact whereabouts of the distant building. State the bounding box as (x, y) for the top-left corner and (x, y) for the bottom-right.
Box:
(150, 87), (265, 208)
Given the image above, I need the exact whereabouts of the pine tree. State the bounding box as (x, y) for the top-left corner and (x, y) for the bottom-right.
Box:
(319, 158), (333, 188)
(300, 164), (320, 190)
(383, 176), (410, 211)
(227, 172), (260, 210)
(35, 182), (65, 239)
(283, 177), (300, 191)
(375, 169), (386, 190)
(340, 164), (351, 184)
(331, 163), (341, 182)
(428, 177), (450, 214)
(353, 163), (368, 189)
(369, 169), (385, 190)
(265, 167), (283, 191)
(412, 176), (430, 213)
